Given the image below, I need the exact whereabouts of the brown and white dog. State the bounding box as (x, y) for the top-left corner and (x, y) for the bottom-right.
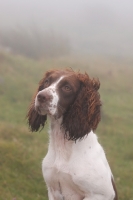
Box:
(27, 69), (118, 200)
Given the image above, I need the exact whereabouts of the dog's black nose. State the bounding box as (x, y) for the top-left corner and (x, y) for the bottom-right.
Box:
(37, 92), (52, 103)
(37, 93), (46, 103)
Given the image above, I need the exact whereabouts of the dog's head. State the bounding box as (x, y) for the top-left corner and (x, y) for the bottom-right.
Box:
(27, 69), (101, 140)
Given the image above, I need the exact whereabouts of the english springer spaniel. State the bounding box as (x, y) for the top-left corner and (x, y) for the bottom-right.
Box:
(27, 69), (118, 200)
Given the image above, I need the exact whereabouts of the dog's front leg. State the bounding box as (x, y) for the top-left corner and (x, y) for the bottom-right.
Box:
(47, 187), (55, 200)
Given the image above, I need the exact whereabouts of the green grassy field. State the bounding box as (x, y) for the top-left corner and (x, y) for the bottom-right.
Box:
(0, 52), (133, 200)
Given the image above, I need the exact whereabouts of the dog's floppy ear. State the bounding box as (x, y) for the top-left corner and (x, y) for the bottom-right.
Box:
(62, 72), (101, 141)
(27, 100), (47, 132)
(27, 77), (47, 132)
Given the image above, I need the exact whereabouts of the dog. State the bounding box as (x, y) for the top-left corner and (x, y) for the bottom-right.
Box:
(27, 69), (118, 200)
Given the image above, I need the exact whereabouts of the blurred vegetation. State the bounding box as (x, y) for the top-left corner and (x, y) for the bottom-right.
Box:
(0, 51), (133, 200)
(0, 27), (70, 59)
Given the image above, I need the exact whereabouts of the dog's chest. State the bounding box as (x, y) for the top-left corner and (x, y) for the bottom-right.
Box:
(42, 157), (84, 200)
(42, 128), (84, 199)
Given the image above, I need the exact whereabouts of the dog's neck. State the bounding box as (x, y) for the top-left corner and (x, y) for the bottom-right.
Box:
(50, 115), (73, 142)
(48, 115), (67, 143)
(49, 115), (63, 129)
(47, 115), (73, 165)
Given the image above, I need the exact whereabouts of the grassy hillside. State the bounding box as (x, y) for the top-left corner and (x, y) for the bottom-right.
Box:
(0, 52), (133, 200)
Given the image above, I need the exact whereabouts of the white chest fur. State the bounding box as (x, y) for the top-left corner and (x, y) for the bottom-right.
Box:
(42, 118), (115, 200)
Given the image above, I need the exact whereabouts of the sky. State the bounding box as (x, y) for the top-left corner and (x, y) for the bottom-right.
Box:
(0, 0), (133, 57)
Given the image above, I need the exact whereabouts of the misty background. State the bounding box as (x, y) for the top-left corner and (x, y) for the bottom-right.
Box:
(0, 0), (133, 58)
(0, 1), (133, 199)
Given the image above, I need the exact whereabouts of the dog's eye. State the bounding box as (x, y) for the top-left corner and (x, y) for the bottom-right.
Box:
(63, 85), (72, 91)
(44, 79), (49, 87)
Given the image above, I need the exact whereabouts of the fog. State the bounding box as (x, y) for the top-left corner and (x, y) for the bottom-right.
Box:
(0, 0), (133, 58)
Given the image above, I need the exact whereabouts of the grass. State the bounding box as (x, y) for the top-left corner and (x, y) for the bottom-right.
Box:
(0, 51), (133, 199)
